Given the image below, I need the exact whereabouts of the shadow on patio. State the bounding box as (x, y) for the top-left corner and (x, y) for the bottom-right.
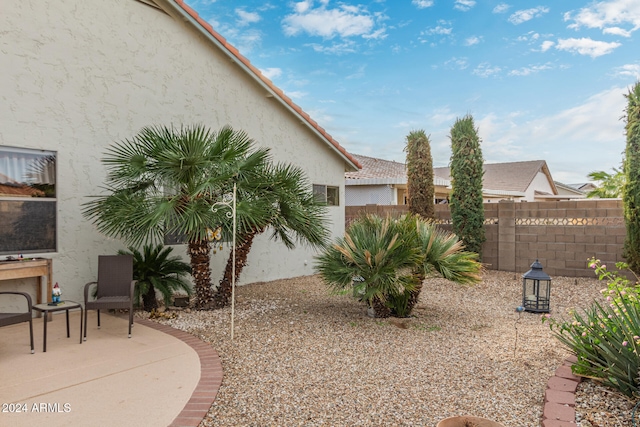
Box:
(0, 311), (219, 427)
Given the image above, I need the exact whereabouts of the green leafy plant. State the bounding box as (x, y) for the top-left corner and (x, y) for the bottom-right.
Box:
(316, 214), (482, 318)
(405, 129), (435, 219)
(449, 115), (486, 257)
(543, 259), (640, 396)
(623, 81), (640, 276)
(118, 244), (192, 312)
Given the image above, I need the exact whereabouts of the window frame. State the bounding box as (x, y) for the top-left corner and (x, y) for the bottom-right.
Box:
(313, 184), (340, 206)
(0, 145), (58, 255)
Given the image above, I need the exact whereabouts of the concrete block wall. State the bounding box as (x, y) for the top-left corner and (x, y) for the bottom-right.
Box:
(345, 199), (625, 278)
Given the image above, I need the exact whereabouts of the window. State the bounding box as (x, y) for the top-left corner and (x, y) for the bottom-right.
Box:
(313, 184), (339, 206)
(0, 146), (57, 255)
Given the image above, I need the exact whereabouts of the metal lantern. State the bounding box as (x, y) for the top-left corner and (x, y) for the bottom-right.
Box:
(522, 259), (551, 313)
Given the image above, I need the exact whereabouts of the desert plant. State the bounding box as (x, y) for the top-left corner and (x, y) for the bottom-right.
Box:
(587, 168), (625, 198)
(449, 115), (485, 257)
(623, 82), (640, 276)
(544, 260), (640, 397)
(316, 214), (482, 317)
(82, 124), (329, 310)
(118, 244), (192, 312)
(405, 130), (435, 219)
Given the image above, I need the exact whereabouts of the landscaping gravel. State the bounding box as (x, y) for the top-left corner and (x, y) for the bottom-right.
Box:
(144, 270), (638, 427)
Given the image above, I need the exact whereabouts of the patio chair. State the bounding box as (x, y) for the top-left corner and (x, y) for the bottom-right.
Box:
(0, 291), (34, 353)
(84, 255), (135, 340)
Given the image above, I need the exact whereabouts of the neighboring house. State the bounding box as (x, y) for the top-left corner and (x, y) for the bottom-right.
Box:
(555, 181), (588, 199)
(346, 156), (575, 205)
(567, 183), (598, 193)
(345, 154), (450, 205)
(1, 0), (360, 306)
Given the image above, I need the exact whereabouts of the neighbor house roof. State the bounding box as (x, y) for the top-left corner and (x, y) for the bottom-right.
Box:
(345, 154), (450, 186)
(554, 181), (587, 196)
(434, 160), (558, 194)
(160, 0), (361, 171)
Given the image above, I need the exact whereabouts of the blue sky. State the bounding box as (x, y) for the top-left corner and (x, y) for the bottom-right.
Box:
(185, 0), (639, 184)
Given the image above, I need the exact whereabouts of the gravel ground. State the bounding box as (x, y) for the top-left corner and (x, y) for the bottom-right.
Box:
(143, 270), (639, 427)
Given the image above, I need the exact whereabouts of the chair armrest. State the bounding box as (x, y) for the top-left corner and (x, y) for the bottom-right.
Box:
(84, 281), (98, 302)
(0, 291), (33, 311)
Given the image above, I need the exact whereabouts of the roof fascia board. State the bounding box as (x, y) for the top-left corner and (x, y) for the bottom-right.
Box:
(158, 0), (359, 172)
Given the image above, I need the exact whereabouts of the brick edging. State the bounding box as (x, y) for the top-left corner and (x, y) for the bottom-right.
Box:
(541, 355), (580, 427)
(136, 318), (223, 427)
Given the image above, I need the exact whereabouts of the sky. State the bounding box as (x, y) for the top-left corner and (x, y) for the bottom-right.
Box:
(185, 0), (640, 184)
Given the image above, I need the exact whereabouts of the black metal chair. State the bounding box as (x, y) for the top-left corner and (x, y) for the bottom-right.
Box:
(83, 255), (135, 340)
(0, 291), (34, 353)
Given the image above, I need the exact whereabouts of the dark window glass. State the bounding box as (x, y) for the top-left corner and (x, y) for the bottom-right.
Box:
(0, 147), (57, 255)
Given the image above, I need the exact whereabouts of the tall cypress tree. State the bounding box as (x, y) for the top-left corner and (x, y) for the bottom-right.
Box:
(404, 130), (435, 219)
(623, 82), (640, 275)
(449, 115), (486, 256)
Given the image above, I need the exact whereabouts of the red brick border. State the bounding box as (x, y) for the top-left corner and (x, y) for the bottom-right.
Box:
(136, 318), (223, 427)
(541, 355), (580, 427)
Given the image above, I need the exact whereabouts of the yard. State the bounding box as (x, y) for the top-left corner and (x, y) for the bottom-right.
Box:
(144, 270), (635, 427)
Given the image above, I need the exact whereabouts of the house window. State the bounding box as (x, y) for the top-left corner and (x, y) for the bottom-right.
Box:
(0, 146), (57, 255)
(313, 184), (339, 206)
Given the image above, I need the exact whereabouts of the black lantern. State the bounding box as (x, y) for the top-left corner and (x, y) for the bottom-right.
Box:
(522, 259), (551, 313)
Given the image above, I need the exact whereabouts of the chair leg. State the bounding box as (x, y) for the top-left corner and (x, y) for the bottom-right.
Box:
(128, 309), (132, 338)
(28, 319), (34, 354)
(97, 310), (100, 328)
(84, 308), (88, 341)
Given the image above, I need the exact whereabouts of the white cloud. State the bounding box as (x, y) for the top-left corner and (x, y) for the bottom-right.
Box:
(474, 87), (627, 182)
(509, 7), (550, 25)
(473, 63), (501, 78)
(564, 0), (640, 36)
(465, 36), (481, 46)
(282, 2), (384, 40)
(285, 90), (308, 99)
(428, 107), (458, 126)
(443, 57), (469, 70)
(613, 63), (640, 79)
(493, 3), (510, 14)
(306, 41), (357, 54)
(455, 0), (476, 12)
(555, 37), (621, 58)
(412, 0), (434, 9)
(603, 26), (632, 37)
(540, 40), (555, 52)
(427, 25), (453, 35)
(235, 30), (263, 53)
(259, 67), (282, 80)
(236, 9), (261, 26)
(508, 63), (553, 76)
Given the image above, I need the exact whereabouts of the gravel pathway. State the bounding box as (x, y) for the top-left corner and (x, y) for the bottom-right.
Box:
(144, 270), (636, 427)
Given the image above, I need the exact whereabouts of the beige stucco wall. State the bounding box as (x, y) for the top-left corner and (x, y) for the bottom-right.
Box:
(0, 0), (349, 305)
(526, 172), (555, 201)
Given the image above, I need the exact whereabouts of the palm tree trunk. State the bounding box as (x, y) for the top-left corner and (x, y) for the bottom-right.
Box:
(142, 286), (158, 312)
(188, 239), (216, 309)
(213, 230), (258, 308)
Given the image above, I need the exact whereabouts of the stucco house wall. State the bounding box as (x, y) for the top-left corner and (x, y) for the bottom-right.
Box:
(345, 185), (396, 206)
(1, 0), (355, 305)
(526, 172), (556, 201)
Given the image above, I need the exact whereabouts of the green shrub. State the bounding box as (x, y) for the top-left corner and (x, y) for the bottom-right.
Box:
(316, 214), (481, 317)
(544, 259), (640, 396)
(118, 244), (192, 312)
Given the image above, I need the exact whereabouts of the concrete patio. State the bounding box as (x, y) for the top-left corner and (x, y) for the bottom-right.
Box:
(0, 311), (221, 427)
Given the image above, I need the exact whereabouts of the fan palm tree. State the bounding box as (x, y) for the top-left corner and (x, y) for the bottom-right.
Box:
(118, 244), (192, 312)
(316, 214), (482, 317)
(213, 162), (330, 308)
(587, 168), (625, 198)
(82, 124), (271, 309)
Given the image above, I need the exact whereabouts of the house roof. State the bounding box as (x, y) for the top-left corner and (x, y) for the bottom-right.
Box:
(434, 160), (558, 194)
(160, 0), (361, 171)
(345, 154), (451, 186)
(554, 181), (587, 195)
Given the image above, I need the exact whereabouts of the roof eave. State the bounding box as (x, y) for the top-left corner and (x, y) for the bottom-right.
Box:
(157, 0), (361, 172)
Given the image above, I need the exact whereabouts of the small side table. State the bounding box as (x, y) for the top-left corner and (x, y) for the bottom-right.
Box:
(32, 300), (83, 352)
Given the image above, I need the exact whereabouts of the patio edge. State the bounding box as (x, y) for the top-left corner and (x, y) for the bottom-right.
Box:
(136, 318), (223, 427)
(541, 355), (580, 427)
